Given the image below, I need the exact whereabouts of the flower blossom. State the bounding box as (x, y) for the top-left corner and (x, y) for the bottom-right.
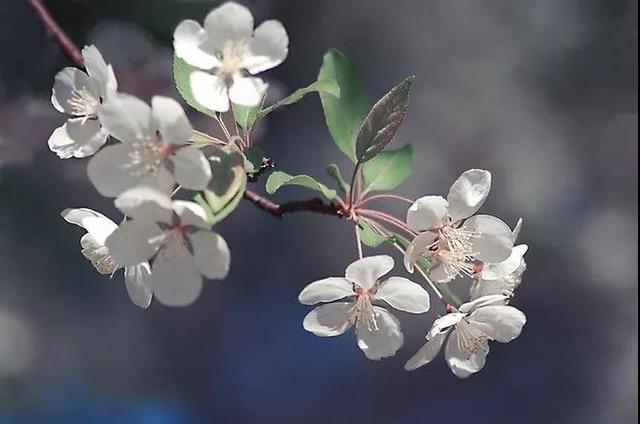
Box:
(105, 186), (230, 306)
(470, 219), (528, 301)
(405, 295), (526, 377)
(299, 255), (430, 360)
(61, 208), (152, 308)
(173, 2), (289, 112)
(404, 169), (514, 283)
(49, 45), (117, 159)
(87, 94), (211, 197)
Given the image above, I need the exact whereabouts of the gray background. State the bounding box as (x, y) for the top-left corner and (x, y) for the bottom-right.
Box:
(0, 0), (637, 423)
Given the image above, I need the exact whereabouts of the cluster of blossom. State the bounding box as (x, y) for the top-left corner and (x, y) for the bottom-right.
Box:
(47, 2), (528, 378)
(300, 169), (528, 376)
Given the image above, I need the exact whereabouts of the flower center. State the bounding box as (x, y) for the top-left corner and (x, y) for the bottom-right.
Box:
(81, 244), (117, 275)
(215, 40), (247, 82)
(153, 226), (188, 263)
(67, 86), (100, 121)
(455, 318), (489, 358)
(125, 135), (171, 177)
(431, 223), (480, 280)
(348, 291), (378, 331)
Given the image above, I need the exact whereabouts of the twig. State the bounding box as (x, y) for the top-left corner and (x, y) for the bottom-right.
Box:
(354, 222), (364, 259)
(243, 190), (344, 218)
(26, 0), (84, 67)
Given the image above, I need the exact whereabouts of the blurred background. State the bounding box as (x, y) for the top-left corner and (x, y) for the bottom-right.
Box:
(0, 0), (637, 423)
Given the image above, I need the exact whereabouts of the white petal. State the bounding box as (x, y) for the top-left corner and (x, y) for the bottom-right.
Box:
(345, 255), (394, 290)
(469, 278), (512, 300)
(151, 96), (193, 145)
(355, 306), (403, 360)
(459, 295), (509, 314)
(445, 330), (489, 378)
(98, 93), (152, 143)
(427, 313), (465, 339)
(61, 207), (117, 245)
(86, 144), (141, 197)
(151, 246), (202, 307)
(298, 277), (353, 305)
(190, 71), (229, 112)
(447, 169), (492, 222)
(375, 277), (430, 313)
(140, 166), (176, 195)
(243, 20), (288, 74)
(406, 196), (448, 231)
(171, 147), (212, 191)
(228, 76), (267, 107)
(481, 244), (528, 280)
(105, 220), (163, 267)
(114, 186), (173, 223)
(82, 45), (117, 95)
(469, 305), (526, 343)
(173, 19), (220, 70)
(188, 230), (230, 280)
(512, 218), (523, 241)
(463, 214), (514, 263)
(79, 233), (118, 274)
(403, 232), (437, 273)
(172, 201), (210, 229)
(302, 302), (352, 337)
(51, 67), (97, 114)
(48, 120), (108, 159)
(124, 263), (152, 308)
(204, 2), (254, 45)
(404, 332), (447, 371)
(428, 262), (457, 283)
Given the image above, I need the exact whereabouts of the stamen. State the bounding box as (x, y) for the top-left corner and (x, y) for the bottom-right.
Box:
(67, 86), (99, 122)
(215, 40), (248, 81)
(348, 294), (379, 331)
(455, 318), (489, 358)
(124, 138), (169, 177)
(429, 223), (482, 280)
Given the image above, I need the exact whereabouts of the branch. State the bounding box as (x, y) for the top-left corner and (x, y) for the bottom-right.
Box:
(26, 0), (84, 67)
(28, 0), (344, 221)
(243, 190), (344, 218)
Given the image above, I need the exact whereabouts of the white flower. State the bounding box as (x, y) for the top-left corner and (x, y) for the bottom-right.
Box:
(105, 186), (230, 307)
(404, 169), (514, 283)
(87, 94), (211, 197)
(470, 219), (528, 300)
(173, 2), (288, 112)
(405, 295), (526, 377)
(61, 208), (152, 308)
(49, 45), (117, 159)
(299, 255), (430, 360)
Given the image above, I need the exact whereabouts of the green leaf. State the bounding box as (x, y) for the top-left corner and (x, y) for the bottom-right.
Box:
(196, 185), (245, 226)
(233, 103), (261, 130)
(196, 147), (247, 225)
(265, 171), (337, 200)
(326, 164), (350, 193)
(258, 79), (340, 120)
(361, 144), (414, 193)
(355, 76), (413, 163)
(318, 49), (369, 163)
(233, 80), (338, 130)
(173, 56), (216, 117)
(358, 218), (388, 247)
